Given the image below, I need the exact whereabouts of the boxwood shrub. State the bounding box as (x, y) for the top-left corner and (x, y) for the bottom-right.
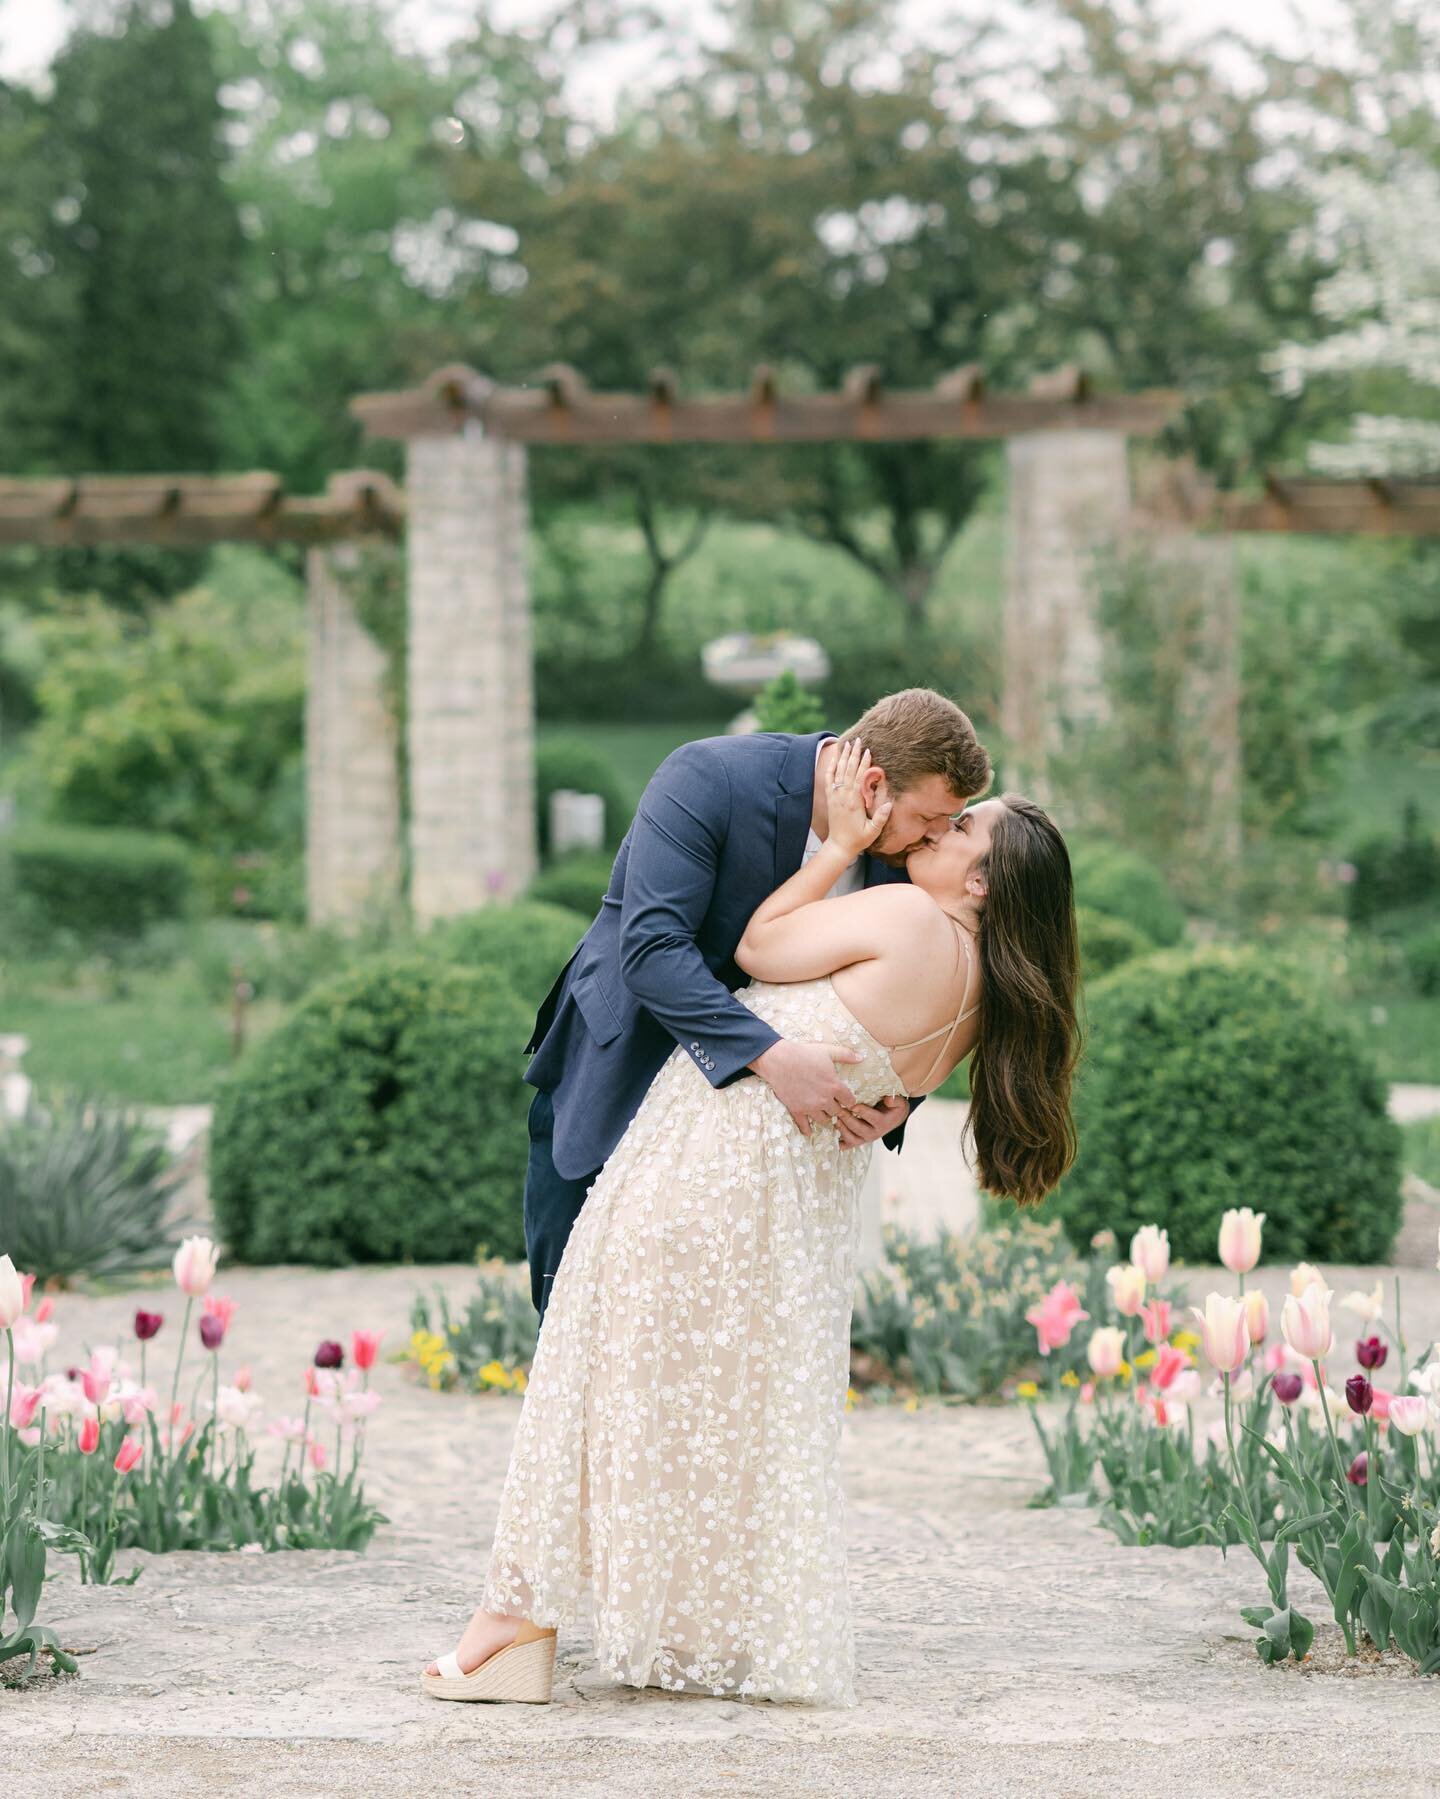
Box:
(209, 955), (533, 1265)
(1070, 841), (1185, 948)
(5, 822), (193, 942)
(1044, 947), (1403, 1265)
(527, 851), (614, 921)
(425, 900), (588, 1008)
(1076, 906), (1155, 980)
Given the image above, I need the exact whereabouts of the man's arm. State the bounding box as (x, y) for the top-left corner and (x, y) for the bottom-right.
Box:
(617, 741), (783, 1086)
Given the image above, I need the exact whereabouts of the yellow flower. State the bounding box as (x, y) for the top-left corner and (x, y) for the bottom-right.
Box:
(903, 1396), (919, 1412)
(512, 1368), (528, 1392)
(1117, 1360), (1132, 1382)
(478, 1359), (513, 1389)
(1173, 1329), (1202, 1353)
(1060, 1369), (1080, 1388)
(845, 1386), (858, 1411)
(1132, 1349), (1157, 1369)
(1016, 1381), (1040, 1400)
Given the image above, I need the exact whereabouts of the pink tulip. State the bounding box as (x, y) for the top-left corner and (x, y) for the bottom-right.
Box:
(1281, 1282), (1334, 1362)
(1152, 1343), (1190, 1391)
(1388, 1396), (1429, 1437)
(1079, 1381), (1095, 1404)
(78, 1415), (101, 1454)
(1190, 1293), (1249, 1374)
(113, 1436), (144, 1475)
(1370, 1387), (1393, 1424)
(8, 1383), (42, 1430)
(121, 1385), (156, 1426)
(204, 1295), (237, 1331)
(309, 1440), (327, 1471)
(1129, 1224), (1170, 1284)
(267, 1416), (308, 1444)
(172, 1236), (219, 1297)
(1346, 1452), (1368, 1487)
(1243, 1288), (1269, 1345)
(19, 1270), (36, 1312)
(81, 1367), (111, 1406)
(234, 1364), (253, 1393)
(1218, 1208), (1265, 1275)
(352, 1330), (383, 1372)
(1087, 1326), (1126, 1379)
(1024, 1281), (1090, 1357)
(34, 1295), (54, 1324)
(1140, 1299), (1172, 1346)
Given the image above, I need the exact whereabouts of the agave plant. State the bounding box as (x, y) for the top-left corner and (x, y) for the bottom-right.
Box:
(0, 1092), (183, 1285)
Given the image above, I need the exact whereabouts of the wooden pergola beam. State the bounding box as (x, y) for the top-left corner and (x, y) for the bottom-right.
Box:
(0, 471), (405, 547)
(351, 363), (1183, 445)
(1140, 460), (1440, 538)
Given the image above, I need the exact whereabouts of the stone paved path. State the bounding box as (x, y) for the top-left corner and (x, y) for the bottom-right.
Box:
(3, 1258), (1439, 1797)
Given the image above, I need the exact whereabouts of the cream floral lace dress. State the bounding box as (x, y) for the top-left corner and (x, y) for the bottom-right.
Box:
(480, 964), (973, 1706)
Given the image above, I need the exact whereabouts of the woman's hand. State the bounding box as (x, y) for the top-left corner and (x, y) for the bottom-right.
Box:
(824, 739), (892, 859)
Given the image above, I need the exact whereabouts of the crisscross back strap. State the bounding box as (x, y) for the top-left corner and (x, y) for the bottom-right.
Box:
(890, 922), (979, 1089)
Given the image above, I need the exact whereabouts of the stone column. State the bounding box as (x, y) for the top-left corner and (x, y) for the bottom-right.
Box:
(1001, 430), (1131, 796)
(304, 543), (402, 927)
(405, 428), (536, 924)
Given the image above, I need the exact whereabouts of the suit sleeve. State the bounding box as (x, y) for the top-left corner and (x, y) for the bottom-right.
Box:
(618, 741), (782, 1087)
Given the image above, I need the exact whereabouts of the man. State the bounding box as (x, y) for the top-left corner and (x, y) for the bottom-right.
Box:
(522, 686), (992, 1320)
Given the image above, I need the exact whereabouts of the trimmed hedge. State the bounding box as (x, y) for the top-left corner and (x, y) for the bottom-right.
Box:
(5, 822), (193, 942)
(535, 737), (632, 860)
(426, 901), (588, 1008)
(1070, 841), (1185, 949)
(527, 851), (615, 921)
(1045, 947), (1403, 1265)
(209, 955), (533, 1265)
(1406, 926), (1440, 999)
(1076, 906), (1155, 980)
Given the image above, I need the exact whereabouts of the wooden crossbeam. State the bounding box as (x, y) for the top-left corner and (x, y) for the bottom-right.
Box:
(0, 471), (405, 547)
(352, 363), (1182, 444)
(1139, 460), (1440, 537)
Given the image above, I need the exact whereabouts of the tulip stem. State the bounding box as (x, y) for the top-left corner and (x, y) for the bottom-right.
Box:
(1313, 1362), (1356, 1514)
(1222, 1373), (1266, 1564)
(2, 1325), (13, 1506)
(1393, 1275), (1407, 1391)
(167, 1295), (195, 1460)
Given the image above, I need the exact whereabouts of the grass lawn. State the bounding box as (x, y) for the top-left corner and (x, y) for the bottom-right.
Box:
(538, 718), (734, 808)
(1404, 1117), (1440, 1187)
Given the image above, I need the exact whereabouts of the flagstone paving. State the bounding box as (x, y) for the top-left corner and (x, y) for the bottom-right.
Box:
(2, 1257), (1439, 1797)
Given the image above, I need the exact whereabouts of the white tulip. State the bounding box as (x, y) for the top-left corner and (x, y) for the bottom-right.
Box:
(0, 1255), (24, 1329)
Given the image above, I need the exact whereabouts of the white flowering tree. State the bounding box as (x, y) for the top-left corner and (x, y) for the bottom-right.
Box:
(1265, 2), (1440, 476)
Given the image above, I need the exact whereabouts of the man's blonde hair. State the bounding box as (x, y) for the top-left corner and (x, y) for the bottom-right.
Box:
(840, 688), (991, 801)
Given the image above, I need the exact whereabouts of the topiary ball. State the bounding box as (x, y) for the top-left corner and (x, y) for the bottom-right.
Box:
(1076, 906), (1155, 981)
(425, 901), (589, 1009)
(1070, 840), (1186, 948)
(1043, 947), (1403, 1265)
(209, 954), (533, 1266)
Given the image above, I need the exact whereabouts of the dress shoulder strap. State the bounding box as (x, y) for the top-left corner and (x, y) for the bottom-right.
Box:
(890, 923), (979, 1089)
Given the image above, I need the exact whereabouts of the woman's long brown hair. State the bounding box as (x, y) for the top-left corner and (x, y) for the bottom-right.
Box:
(963, 795), (1080, 1207)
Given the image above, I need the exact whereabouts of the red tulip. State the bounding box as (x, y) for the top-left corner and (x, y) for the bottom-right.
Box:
(199, 1314), (226, 1351)
(1272, 1373), (1304, 1405)
(78, 1415), (101, 1455)
(113, 1437), (144, 1475)
(1356, 1335), (1387, 1370)
(134, 1309), (164, 1341)
(1346, 1451), (1368, 1486)
(314, 1340), (344, 1370)
(1345, 1374), (1373, 1416)
(351, 1330), (383, 1372)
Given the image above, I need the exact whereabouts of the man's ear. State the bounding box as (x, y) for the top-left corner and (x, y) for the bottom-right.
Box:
(862, 766), (887, 809)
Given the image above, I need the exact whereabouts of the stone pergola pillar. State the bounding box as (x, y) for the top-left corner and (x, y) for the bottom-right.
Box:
(305, 543), (402, 926)
(1001, 429), (1131, 796)
(405, 428), (536, 924)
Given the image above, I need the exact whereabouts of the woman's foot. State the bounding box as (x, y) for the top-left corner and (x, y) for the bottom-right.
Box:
(424, 1607), (524, 1678)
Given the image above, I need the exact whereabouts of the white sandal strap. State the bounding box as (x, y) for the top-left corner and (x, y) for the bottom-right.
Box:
(436, 1651), (463, 1681)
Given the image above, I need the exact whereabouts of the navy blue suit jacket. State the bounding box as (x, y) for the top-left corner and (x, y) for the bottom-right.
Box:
(525, 729), (921, 1181)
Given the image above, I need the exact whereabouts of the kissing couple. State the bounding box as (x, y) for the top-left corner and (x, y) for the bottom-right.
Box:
(423, 687), (1079, 1707)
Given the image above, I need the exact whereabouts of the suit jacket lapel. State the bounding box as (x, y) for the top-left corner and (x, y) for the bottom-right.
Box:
(773, 731), (830, 891)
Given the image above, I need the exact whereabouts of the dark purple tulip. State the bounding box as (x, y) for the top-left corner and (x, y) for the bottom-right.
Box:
(1356, 1335), (1387, 1370)
(1347, 1452), (1368, 1486)
(134, 1309), (164, 1341)
(1345, 1374), (1373, 1416)
(314, 1340), (345, 1369)
(1272, 1373), (1304, 1405)
(199, 1313), (226, 1351)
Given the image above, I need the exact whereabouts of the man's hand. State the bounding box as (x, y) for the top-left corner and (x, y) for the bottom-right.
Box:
(834, 1094), (910, 1150)
(750, 1039), (862, 1138)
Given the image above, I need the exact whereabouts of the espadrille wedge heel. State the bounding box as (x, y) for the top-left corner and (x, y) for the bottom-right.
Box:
(421, 1620), (557, 1704)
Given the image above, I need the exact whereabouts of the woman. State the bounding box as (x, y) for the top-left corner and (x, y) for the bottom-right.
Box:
(422, 742), (1079, 1707)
